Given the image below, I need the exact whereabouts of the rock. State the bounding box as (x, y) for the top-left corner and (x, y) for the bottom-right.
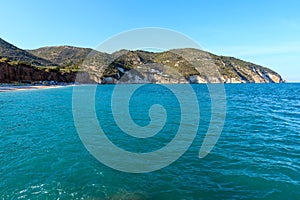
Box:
(0, 61), (76, 84)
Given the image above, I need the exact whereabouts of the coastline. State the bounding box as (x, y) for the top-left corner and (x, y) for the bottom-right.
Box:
(0, 85), (72, 92)
(0, 82), (291, 92)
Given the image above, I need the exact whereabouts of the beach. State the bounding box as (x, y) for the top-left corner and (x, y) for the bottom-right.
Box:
(0, 85), (69, 92)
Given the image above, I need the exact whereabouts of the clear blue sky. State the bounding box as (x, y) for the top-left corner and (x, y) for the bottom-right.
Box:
(0, 0), (299, 82)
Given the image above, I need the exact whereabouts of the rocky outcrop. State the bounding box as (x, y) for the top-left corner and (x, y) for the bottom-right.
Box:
(0, 61), (76, 83)
(83, 49), (285, 84)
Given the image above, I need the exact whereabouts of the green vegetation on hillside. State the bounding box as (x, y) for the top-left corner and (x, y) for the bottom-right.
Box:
(0, 38), (284, 83)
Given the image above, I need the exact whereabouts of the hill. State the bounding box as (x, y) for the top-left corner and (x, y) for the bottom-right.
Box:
(80, 48), (284, 84)
(0, 38), (55, 66)
(28, 46), (92, 67)
(0, 38), (285, 84)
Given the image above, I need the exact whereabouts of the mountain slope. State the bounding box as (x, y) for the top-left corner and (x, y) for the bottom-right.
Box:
(28, 46), (93, 67)
(0, 38), (285, 84)
(172, 48), (284, 83)
(0, 38), (54, 66)
(82, 48), (284, 84)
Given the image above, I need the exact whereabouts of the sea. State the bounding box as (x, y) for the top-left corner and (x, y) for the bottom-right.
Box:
(0, 84), (299, 200)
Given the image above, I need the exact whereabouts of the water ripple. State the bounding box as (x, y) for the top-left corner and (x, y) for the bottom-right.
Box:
(1, 84), (300, 199)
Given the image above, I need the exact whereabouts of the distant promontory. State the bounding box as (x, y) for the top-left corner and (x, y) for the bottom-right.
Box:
(0, 38), (284, 84)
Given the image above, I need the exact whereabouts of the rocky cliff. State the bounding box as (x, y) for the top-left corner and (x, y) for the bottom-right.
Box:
(0, 60), (76, 84)
(80, 49), (285, 84)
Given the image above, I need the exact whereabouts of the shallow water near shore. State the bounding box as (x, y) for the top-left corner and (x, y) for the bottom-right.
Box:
(1, 84), (299, 199)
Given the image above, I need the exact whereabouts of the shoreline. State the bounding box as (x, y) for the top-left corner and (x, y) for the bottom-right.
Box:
(0, 85), (73, 92)
(0, 82), (292, 92)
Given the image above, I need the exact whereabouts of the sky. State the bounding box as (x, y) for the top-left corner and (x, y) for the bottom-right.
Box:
(0, 0), (299, 82)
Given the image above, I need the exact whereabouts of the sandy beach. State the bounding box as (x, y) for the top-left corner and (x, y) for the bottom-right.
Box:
(0, 85), (68, 92)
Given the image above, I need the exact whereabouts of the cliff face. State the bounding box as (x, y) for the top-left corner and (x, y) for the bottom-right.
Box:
(0, 61), (76, 83)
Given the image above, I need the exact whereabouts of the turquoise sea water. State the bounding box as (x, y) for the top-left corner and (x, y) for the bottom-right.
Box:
(1, 84), (299, 199)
